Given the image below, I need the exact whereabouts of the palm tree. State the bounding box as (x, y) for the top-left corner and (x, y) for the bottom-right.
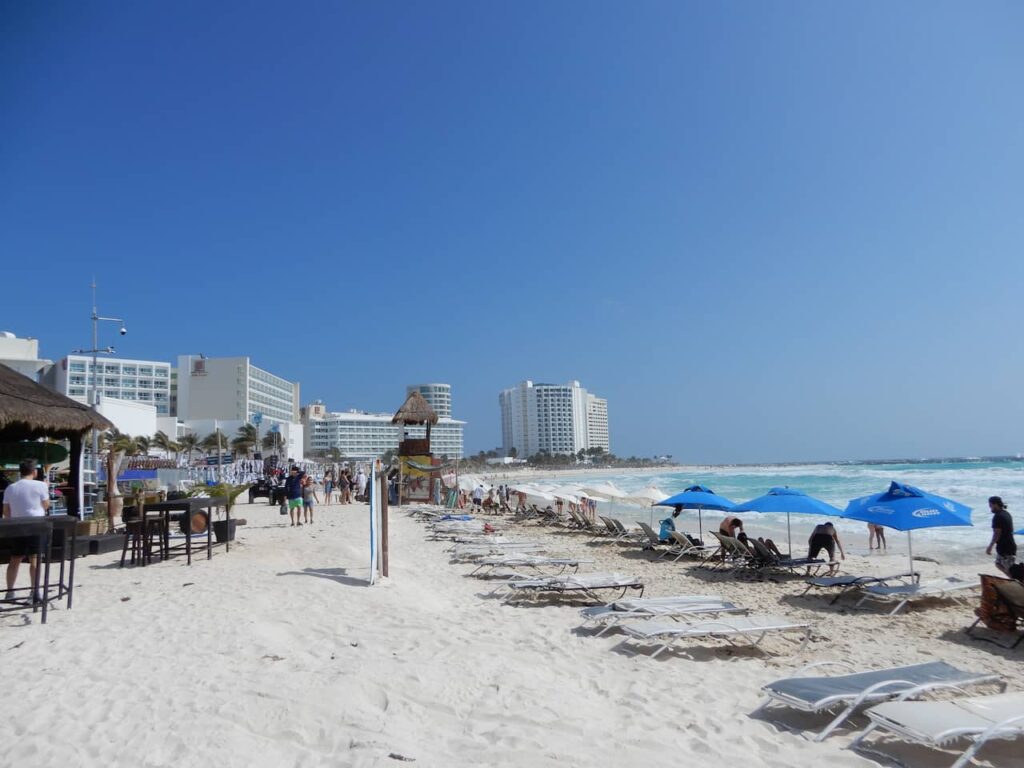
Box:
(261, 431), (284, 456)
(134, 435), (152, 456)
(100, 428), (137, 455)
(201, 429), (228, 457)
(152, 430), (179, 459)
(231, 423), (258, 458)
(178, 433), (200, 464)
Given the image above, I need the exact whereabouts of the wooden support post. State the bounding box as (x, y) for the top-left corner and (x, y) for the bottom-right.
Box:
(68, 433), (83, 518)
(380, 474), (389, 578)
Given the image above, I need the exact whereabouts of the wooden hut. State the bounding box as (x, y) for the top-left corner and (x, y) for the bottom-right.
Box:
(0, 363), (113, 516)
(391, 391), (439, 455)
(391, 391), (439, 504)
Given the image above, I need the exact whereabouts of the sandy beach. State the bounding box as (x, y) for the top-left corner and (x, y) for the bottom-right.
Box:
(1, 499), (1020, 767)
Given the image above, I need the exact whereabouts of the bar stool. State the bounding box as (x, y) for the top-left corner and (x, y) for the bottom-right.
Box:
(119, 504), (164, 567)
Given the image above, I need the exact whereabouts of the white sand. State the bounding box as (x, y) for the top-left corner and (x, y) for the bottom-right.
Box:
(1, 500), (1019, 767)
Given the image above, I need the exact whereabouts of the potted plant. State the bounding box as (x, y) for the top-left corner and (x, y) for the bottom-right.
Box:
(189, 483), (250, 542)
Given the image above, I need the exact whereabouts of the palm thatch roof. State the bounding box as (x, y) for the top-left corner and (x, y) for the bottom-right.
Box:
(391, 390), (439, 425)
(0, 363), (114, 440)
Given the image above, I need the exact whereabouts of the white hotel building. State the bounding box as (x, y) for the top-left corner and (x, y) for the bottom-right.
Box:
(45, 354), (175, 416)
(303, 385), (465, 461)
(499, 380), (610, 458)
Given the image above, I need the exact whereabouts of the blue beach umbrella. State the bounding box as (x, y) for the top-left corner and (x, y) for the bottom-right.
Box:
(840, 481), (972, 577)
(733, 487), (842, 556)
(656, 485), (736, 541)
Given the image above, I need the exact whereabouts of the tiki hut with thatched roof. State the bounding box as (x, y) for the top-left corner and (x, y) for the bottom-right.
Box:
(391, 390), (439, 454)
(0, 363), (114, 516)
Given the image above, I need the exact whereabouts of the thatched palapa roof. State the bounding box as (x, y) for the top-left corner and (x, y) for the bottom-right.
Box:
(391, 391), (439, 425)
(0, 363), (114, 440)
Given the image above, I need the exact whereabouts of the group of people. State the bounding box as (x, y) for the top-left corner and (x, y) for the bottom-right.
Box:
(279, 465), (370, 527)
(655, 494), (1019, 580)
(322, 467), (367, 506)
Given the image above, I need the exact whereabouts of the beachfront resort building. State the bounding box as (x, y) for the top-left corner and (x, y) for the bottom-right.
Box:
(0, 332), (52, 380)
(498, 380), (610, 458)
(303, 385), (466, 461)
(44, 354), (176, 416)
(176, 355), (300, 426)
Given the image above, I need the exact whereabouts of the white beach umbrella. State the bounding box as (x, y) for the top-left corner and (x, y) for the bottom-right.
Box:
(625, 486), (671, 527)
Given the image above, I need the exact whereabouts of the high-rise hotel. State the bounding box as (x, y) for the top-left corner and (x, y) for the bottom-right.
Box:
(498, 380), (610, 458)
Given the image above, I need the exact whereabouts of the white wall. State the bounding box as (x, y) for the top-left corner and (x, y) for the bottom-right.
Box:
(97, 398), (158, 437)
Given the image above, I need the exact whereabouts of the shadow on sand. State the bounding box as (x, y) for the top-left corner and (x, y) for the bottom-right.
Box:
(277, 566), (369, 588)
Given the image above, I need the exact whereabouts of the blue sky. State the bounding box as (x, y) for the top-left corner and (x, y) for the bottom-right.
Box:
(2, 2), (1023, 463)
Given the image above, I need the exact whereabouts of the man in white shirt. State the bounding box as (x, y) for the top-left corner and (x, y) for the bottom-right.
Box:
(3, 460), (50, 600)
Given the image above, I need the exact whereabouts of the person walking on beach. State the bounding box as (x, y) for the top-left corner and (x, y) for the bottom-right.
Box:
(807, 521), (845, 575)
(323, 470), (334, 504)
(356, 468), (367, 499)
(868, 523), (887, 550)
(301, 474), (319, 525)
(284, 465), (305, 526)
(3, 460), (49, 602)
(339, 471), (351, 504)
(986, 496), (1017, 575)
(472, 483), (485, 512)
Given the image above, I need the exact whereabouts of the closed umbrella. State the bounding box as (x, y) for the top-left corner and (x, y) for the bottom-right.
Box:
(840, 481), (972, 578)
(623, 486), (671, 528)
(656, 485), (736, 541)
(733, 487), (841, 556)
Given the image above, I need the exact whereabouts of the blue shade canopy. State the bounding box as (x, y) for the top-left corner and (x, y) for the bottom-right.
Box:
(656, 485), (735, 511)
(733, 487), (841, 517)
(1016, 529), (1024, 536)
(841, 482), (972, 532)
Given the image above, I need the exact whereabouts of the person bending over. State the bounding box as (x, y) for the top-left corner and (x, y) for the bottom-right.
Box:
(808, 521), (845, 575)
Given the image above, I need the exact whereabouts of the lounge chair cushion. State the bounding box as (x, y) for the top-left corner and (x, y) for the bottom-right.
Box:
(867, 692), (1024, 745)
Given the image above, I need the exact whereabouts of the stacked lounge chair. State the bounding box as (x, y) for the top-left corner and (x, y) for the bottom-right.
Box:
(616, 614), (813, 658)
(757, 660), (1002, 741)
(502, 573), (644, 604)
(854, 575), (979, 615)
(580, 595), (746, 636)
(851, 690), (1024, 768)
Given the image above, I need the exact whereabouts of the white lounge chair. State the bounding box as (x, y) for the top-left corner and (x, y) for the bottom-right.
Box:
(502, 573), (644, 604)
(801, 572), (919, 604)
(580, 595), (745, 636)
(850, 691), (1024, 768)
(666, 532), (716, 563)
(757, 660), (1002, 741)
(617, 614), (812, 658)
(469, 555), (593, 577)
(451, 542), (546, 561)
(854, 575), (979, 615)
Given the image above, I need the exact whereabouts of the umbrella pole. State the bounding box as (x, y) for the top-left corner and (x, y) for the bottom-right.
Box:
(698, 507), (703, 543)
(907, 531), (914, 580)
(786, 512), (792, 558)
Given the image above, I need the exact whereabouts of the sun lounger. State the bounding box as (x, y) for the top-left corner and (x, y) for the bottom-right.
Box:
(854, 576), (979, 615)
(705, 532), (755, 572)
(748, 538), (826, 575)
(801, 572), (919, 604)
(451, 542), (546, 561)
(850, 691), (1024, 768)
(617, 614), (812, 658)
(469, 555), (592, 577)
(636, 521), (673, 556)
(580, 595), (745, 636)
(757, 660), (1002, 741)
(502, 573), (644, 604)
(666, 532), (715, 563)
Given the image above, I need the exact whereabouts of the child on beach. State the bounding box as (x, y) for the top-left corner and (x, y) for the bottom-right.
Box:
(302, 475), (318, 525)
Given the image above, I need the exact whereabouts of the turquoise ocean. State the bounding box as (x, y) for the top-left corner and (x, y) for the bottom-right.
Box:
(570, 458), (1024, 565)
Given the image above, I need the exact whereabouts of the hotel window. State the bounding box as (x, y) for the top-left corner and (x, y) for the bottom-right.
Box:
(105, 389), (119, 398)
(139, 366), (153, 376)
(105, 364), (120, 374)
(122, 365), (137, 375)
(69, 361), (86, 372)
(138, 392), (152, 401)
(69, 387), (85, 397)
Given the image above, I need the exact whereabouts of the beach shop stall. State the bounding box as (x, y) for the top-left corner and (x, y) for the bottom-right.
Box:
(0, 363), (115, 622)
(0, 363), (113, 518)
